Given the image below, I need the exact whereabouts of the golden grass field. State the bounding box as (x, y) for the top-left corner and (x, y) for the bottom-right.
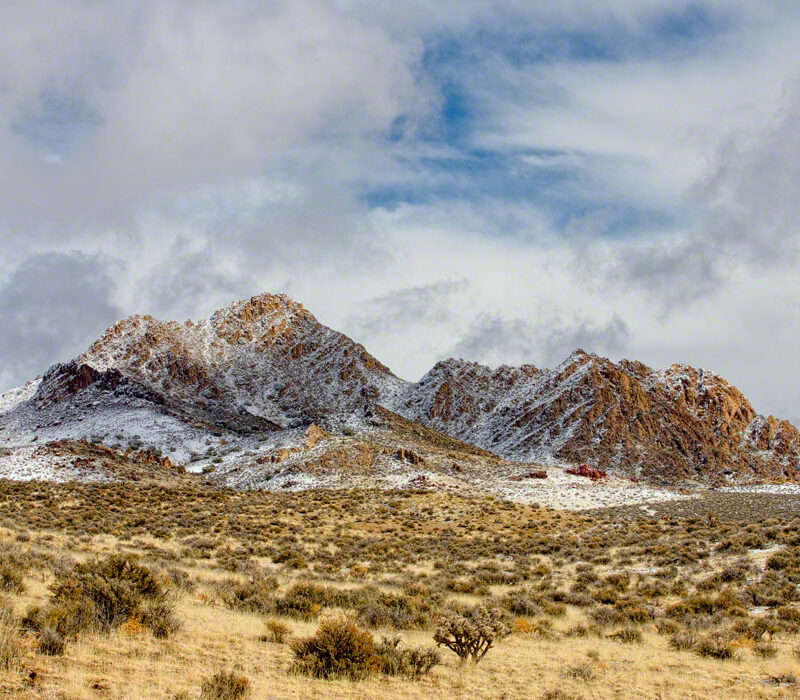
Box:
(1, 481), (799, 699)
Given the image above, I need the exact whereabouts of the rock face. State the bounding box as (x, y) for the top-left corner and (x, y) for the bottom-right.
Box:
(70, 292), (405, 429)
(397, 351), (800, 484)
(1, 291), (798, 487)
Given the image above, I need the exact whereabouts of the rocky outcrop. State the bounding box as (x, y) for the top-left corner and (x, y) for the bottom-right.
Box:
(399, 351), (800, 485)
(72, 292), (405, 429)
(566, 464), (607, 481)
(3, 291), (798, 487)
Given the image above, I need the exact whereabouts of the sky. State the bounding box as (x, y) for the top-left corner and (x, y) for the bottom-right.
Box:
(0, 1), (799, 423)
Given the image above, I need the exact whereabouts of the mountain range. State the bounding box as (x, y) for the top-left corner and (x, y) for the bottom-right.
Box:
(0, 292), (797, 498)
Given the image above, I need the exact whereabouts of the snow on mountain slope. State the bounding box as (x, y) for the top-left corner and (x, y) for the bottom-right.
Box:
(0, 378), (41, 414)
(395, 350), (800, 484)
(0, 290), (798, 490)
(78, 292), (407, 427)
(0, 294), (407, 479)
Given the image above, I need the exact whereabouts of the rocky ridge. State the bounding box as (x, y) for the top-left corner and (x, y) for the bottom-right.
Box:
(397, 351), (800, 484)
(0, 291), (797, 500)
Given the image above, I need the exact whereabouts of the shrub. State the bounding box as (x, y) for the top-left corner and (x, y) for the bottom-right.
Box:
(777, 605), (800, 622)
(374, 636), (440, 677)
(731, 616), (777, 641)
(0, 563), (25, 594)
(766, 550), (793, 571)
(355, 592), (434, 630)
(140, 600), (181, 638)
(605, 572), (630, 591)
(23, 598), (96, 639)
(291, 617), (377, 680)
(562, 661), (596, 681)
(37, 626), (66, 656)
(217, 577), (277, 615)
(275, 583), (329, 620)
(608, 628), (642, 644)
(754, 641), (778, 658)
(655, 619), (680, 636)
(200, 670), (250, 700)
(666, 590), (745, 618)
(669, 631), (696, 651)
(501, 592), (542, 617)
(25, 554), (178, 646)
(433, 607), (510, 664)
(694, 634), (735, 659)
(50, 554), (165, 630)
(263, 618), (291, 644)
(589, 605), (623, 627)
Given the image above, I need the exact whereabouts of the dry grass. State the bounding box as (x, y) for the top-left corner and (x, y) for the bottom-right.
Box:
(0, 481), (798, 698)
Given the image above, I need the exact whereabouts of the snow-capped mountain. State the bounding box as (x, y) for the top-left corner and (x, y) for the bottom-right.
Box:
(396, 351), (800, 484)
(0, 291), (798, 489)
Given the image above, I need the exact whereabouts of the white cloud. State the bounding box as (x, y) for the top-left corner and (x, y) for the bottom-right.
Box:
(0, 1), (429, 222)
(0, 0), (798, 430)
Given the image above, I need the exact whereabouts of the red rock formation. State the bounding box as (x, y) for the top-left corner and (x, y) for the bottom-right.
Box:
(508, 471), (547, 481)
(61, 293), (405, 428)
(11, 292), (800, 487)
(566, 464), (607, 480)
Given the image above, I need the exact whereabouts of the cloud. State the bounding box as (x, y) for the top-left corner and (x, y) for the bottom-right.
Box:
(0, 1), (798, 431)
(350, 279), (469, 336)
(0, 1), (429, 225)
(580, 73), (800, 308)
(0, 252), (122, 388)
(450, 313), (630, 368)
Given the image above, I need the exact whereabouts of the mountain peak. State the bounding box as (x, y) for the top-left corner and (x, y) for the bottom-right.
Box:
(1, 290), (798, 489)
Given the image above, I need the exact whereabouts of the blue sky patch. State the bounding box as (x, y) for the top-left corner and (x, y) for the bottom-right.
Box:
(10, 90), (103, 157)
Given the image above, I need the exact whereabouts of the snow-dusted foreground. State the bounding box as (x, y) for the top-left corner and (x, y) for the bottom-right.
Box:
(0, 445), (114, 483)
(717, 483), (800, 495)
(201, 436), (695, 511)
(479, 466), (694, 511)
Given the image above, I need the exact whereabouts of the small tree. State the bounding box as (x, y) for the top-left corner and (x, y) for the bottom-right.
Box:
(433, 607), (510, 663)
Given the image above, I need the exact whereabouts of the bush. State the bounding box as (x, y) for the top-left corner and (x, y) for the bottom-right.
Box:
(732, 616), (777, 641)
(777, 605), (800, 622)
(669, 631), (696, 651)
(275, 583), (328, 620)
(0, 563), (25, 594)
(217, 577), (278, 615)
(655, 619), (680, 636)
(608, 627), (642, 644)
(754, 641), (778, 658)
(374, 636), (440, 677)
(562, 660), (596, 681)
(50, 554), (165, 629)
(694, 634), (735, 659)
(355, 592), (434, 630)
(433, 607), (510, 664)
(200, 670), (250, 699)
(263, 618), (291, 644)
(501, 592), (541, 617)
(25, 554), (178, 644)
(291, 617), (377, 680)
(140, 600), (181, 638)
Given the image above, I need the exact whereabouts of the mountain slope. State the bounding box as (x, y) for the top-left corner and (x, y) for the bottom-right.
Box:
(1, 291), (798, 489)
(76, 292), (405, 427)
(396, 351), (800, 484)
